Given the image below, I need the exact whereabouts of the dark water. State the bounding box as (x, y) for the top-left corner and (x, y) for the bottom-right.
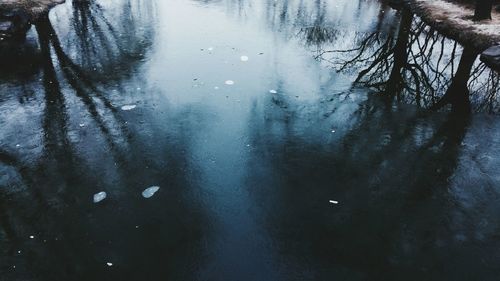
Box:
(1, 0), (500, 280)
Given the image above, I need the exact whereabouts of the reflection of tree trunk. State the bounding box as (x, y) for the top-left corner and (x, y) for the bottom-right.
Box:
(431, 47), (478, 113)
(474, 0), (493, 21)
(385, 9), (412, 100)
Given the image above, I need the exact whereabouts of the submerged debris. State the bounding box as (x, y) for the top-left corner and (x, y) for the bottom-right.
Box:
(121, 104), (137, 111)
(142, 186), (160, 198)
(93, 192), (107, 203)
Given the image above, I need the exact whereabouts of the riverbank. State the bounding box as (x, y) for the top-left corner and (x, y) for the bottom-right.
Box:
(405, 0), (500, 50)
(0, 0), (64, 20)
(405, 0), (500, 70)
(0, 0), (64, 41)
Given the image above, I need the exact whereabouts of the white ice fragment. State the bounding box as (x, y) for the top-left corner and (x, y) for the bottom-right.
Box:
(16, 144), (21, 148)
(208, 47), (214, 51)
(225, 80), (235, 85)
(331, 130), (336, 133)
(214, 86), (219, 90)
(329, 200), (339, 204)
(121, 105), (137, 111)
(106, 262), (113, 267)
(269, 90), (277, 94)
(142, 186), (160, 198)
(29, 235), (34, 239)
(240, 55), (249, 62)
(93, 192), (107, 203)
(79, 123), (85, 128)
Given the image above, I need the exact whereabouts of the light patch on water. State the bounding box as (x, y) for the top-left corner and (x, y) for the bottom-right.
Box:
(142, 186), (160, 198)
(225, 80), (235, 85)
(240, 55), (249, 62)
(269, 90), (277, 94)
(121, 105), (137, 111)
(93, 192), (107, 203)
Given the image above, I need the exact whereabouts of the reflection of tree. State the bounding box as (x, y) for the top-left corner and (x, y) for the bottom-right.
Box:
(1, 1), (209, 279)
(430, 47), (477, 113)
(244, 88), (484, 279)
(316, 6), (500, 112)
(54, 0), (156, 81)
(36, 13), (130, 158)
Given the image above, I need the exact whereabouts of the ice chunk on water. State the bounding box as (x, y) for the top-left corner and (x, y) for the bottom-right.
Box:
(269, 90), (277, 94)
(142, 186), (160, 198)
(93, 192), (107, 203)
(121, 105), (137, 111)
(225, 80), (235, 85)
(240, 55), (249, 62)
(107, 262), (113, 267)
(329, 200), (339, 204)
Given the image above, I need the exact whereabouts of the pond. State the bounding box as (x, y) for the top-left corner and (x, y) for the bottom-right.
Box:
(0, 0), (499, 280)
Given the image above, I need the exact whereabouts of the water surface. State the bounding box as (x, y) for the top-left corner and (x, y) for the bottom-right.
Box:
(1, 0), (500, 280)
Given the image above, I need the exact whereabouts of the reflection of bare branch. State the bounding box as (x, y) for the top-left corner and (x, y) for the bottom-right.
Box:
(315, 6), (500, 112)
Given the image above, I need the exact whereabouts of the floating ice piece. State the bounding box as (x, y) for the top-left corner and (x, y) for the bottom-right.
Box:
(121, 105), (137, 111)
(106, 262), (113, 267)
(240, 55), (249, 62)
(79, 123), (85, 128)
(329, 200), (339, 204)
(214, 86), (219, 90)
(142, 186), (160, 198)
(29, 236), (34, 239)
(225, 80), (235, 85)
(208, 47), (214, 51)
(93, 192), (107, 203)
(269, 90), (277, 94)
(331, 130), (336, 133)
